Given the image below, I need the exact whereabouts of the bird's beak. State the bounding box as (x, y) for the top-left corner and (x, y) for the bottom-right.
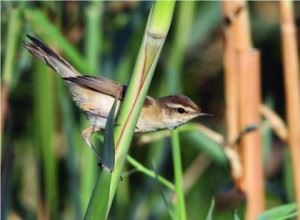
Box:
(195, 112), (214, 117)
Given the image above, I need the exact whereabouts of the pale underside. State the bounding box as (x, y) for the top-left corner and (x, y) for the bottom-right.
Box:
(68, 82), (167, 132)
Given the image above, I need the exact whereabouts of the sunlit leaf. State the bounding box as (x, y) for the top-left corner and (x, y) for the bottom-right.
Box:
(257, 203), (298, 220)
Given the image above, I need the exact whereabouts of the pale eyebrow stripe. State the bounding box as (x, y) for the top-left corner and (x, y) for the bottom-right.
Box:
(165, 103), (195, 112)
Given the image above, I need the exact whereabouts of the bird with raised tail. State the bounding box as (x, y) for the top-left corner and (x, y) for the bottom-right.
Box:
(24, 35), (210, 150)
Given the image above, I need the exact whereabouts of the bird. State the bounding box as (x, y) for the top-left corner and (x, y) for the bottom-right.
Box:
(24, 35), (209, 150)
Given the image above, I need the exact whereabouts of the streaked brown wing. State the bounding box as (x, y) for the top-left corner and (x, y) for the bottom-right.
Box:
(64, 75), (127, 99)
(64, 75), (154, 107)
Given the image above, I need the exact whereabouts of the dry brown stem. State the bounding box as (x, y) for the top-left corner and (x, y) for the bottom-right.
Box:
(223, 1), (264, 218)
(183, 154), (211, 194)
(260, 104), (288, 142)
(1, 84), (9, 135)
(238, 50), (264, 219)
(280, 0), (300, 215)
(223, 1), (241, 146)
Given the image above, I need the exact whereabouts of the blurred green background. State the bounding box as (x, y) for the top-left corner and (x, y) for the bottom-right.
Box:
(1, 1), (299, 219)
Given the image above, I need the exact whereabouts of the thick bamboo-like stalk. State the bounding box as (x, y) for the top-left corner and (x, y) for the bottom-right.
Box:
(222, 1), (245, 189)
(223, 1), (265, 219)
(280, 0), (300, 215)
(223, 2), (240, 148)
(238, 50), (264, 219)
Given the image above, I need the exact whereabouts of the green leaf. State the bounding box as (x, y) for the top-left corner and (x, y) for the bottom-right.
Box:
(205, 198), (215, 220)
(84, 97), (118, 219)
(183, 131), (227, 165)
(152, 161), (176, 220)
(3, 8), (21, 88)
(257, 203), (298, 220)
(126, 155), (175, 190)
(101, 97), (118, 171)
(234, 209), (240, 220)
(84, 169), (112, 220)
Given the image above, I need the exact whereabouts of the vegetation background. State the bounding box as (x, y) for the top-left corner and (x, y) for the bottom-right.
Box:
(1, 1), (299, 219)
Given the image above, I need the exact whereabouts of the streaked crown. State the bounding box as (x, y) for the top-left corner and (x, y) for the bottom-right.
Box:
(156, 95), (206, 129)
(158, 95), (200, 113)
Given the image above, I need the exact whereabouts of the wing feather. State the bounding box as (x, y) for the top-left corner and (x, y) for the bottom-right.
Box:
(64, 75), (126, 99)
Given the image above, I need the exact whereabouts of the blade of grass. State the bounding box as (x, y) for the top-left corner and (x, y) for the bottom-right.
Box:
(3, 8), (21, 88)
(84, 97), (118, 220)
(152, 161), (176, 220)
(164, 3), (195, 219)
(101, 97), (117, 171)
(34, 63), (58, 218)
(257, 203), (298, 220)
(171, 129), (187, 220)
(85, 1), (103, 74)
(205, 198), (215, 220)
(126, 155), (175, 191)
(84, 170), (112, 220)
(234, 209), (241, 220)
(2, 7), (21, 134)
(79, 2), (103, 213)
(137, 123), (228, 165)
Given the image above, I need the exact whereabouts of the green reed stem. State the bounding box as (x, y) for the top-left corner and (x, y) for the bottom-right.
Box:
(34, 63), (58, 217)
(126, 155), (175, 191)
(171, 129), (187, 220)
(3, 8), (21, 88)
(108, 2), (175, 211)
(80, 1), (103, 214)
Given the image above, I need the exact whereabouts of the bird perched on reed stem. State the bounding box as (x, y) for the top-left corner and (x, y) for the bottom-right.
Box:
(24, 35), (209, 150)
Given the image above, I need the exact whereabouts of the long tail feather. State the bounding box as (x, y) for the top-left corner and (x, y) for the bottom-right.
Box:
(24, 35), (80, 77)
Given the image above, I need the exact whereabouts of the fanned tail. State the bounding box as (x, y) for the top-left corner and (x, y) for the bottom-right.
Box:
(24, 35), (80, 77)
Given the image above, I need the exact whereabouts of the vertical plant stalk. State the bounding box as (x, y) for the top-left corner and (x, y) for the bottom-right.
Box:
(166, 2), (194, 219)
(80, 2), (103, 214)
(2, 8), (21, 134)
(103, 0), (174, 213)
(280, 0), (300, 215)
(222, 1), (243, 188)
(222, 2), (239, 147)
(85, 2), (102, 74)
(223, 1), (264, 219)
(238, 50), (264, 220)
(34, 64), (58, 217)
(166, 1), (195, 94)
(171, 129), (187, 220)
(84, 98), (117, 220)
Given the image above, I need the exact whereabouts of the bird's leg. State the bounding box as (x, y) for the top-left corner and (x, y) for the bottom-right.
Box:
(82, 126), (101, 160)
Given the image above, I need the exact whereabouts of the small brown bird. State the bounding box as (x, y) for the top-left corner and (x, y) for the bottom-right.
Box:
(24, 35), (209, 149)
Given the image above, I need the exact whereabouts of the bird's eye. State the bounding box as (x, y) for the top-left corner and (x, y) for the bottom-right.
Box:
(176, 107), (185, 114)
